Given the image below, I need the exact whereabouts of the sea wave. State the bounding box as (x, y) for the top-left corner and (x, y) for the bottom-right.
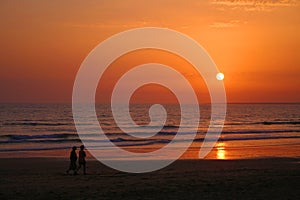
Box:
(196, 135), (300, 142)
(220, 129), (300, 134)
(1, 128), (299, 141)
(226, 121), (300, 126)
(1, 134), (299, 145)
(2, 133), (78, 140)
(2, 122), (71, 126)
(260, 121), (300, 125)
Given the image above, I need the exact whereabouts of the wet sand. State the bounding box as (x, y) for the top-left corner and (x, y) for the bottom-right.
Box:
(0, 158), (299, 200)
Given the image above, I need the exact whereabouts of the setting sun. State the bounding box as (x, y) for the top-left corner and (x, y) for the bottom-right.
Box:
(216, 72), (225, 81)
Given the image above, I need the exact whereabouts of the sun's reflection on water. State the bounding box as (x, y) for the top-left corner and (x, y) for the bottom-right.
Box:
(216, 142), (226, 159)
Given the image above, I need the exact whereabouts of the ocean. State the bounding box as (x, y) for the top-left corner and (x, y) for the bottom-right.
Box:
(0, 103), (299, 160)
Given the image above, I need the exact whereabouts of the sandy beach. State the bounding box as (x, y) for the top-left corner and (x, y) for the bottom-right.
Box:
(0, 157), (299, 200)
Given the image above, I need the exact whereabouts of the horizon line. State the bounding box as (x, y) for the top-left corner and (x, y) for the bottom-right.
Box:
(0, 102), (299, 104)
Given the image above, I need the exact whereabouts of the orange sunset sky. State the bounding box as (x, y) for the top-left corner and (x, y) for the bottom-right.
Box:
(0, 0), (299, 103)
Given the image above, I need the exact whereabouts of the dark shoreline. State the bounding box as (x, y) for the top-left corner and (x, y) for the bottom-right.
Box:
(0, 157), (299, 200)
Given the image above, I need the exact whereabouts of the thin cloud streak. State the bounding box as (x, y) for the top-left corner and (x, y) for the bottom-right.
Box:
(209, 20), (242, 28)
(211, 0), (298, 11)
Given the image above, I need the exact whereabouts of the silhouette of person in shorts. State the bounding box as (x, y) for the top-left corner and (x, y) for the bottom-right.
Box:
(77, 145), (86, 175)
(66, 146), (78, 175)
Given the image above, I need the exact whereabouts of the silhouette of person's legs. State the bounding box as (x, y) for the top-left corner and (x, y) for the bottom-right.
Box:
(82, 162), (86, 175)
(78, 162), (86, 175)
(67, 161), (77, 175)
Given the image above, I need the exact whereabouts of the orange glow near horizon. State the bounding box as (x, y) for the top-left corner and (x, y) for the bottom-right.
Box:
(0, 0), (299, 103)
(96, 49), (210, 104)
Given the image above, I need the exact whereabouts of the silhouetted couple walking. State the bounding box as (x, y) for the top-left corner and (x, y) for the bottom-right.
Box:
(66, 145), (86, 175)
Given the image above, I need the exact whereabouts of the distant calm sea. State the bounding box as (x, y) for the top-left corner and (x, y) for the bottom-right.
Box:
(0, 103), (299, 159)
